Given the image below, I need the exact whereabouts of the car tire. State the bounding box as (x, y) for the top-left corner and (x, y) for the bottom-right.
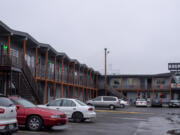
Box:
(72, 112), (83, 123)
(109, 105), (115, 110)
(27, 115), (43, 131)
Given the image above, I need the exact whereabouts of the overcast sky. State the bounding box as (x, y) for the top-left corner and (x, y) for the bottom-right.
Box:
(1, 0), (180, 74)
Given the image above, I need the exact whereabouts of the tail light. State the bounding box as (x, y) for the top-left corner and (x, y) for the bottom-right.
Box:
(0, 108), (5, 114)
(0, 124), (6, 129)
(88, 108), (93, 111)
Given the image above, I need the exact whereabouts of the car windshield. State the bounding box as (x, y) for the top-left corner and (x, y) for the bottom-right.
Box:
(0, 97), (14, 107)
(75, 100), (87, 106)
(17, 98), (36, 108)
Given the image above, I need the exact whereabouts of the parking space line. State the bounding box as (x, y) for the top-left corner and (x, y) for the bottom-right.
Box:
(95, 110), (154, 115)
(119, 117), (147, 121)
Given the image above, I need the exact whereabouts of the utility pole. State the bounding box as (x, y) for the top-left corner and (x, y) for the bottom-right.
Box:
(104, 48), (109, 96)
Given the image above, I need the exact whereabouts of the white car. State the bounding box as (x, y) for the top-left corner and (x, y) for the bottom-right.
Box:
(119, 99), (129, 108)
(0, 95), (18, 135)
(136, 99), (147, 107)
(38, 98), (96, 123)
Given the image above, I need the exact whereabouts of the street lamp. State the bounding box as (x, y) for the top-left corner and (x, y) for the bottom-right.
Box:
(104, 48), (109, 96)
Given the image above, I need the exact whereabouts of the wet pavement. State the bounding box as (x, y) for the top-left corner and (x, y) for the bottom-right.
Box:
(14, 107), (180, 135)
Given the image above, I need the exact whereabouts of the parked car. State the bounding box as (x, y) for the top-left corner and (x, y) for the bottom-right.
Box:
(119, 99), (129, 108)
(136, 99), (147, 107)
(168, 100), (180, 108)
(0, 95), (18, 135)
(38, 98), (96, 123)
(151, 98), (162, 107)
(87, 96), (120, 110)
(9, 96), (67, 131)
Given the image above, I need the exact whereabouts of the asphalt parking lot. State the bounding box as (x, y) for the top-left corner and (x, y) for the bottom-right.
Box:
(14, 107), (180, 135)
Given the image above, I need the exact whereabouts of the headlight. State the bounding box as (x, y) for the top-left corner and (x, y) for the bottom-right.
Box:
(50, 115), (60, 119)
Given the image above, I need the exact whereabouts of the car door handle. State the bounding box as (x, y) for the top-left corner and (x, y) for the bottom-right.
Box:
(56, 108), (60, 110)
(73, 108), (76, 110)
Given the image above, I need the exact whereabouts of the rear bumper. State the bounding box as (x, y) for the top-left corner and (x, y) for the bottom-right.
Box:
(136, 104), (147, 107)
(84, 112), (96, 119)
(0, 123), (18, 134)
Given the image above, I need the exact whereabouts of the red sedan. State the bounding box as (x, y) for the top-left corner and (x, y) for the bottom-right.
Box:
(9, 96), (67, 131)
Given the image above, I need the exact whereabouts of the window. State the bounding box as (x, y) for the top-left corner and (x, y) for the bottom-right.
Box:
(48, 100), (62, 106)
(13, 98), (36, 108)
(48, 86), (53, 97)
(156, 79), (165, 84)
(0, 97), (14, 107)
(127, 78), (136, 85)
(75, 100), (86, 106)
(173, 76), (180, 83)
(93, 96), (101, 101)
(103, 97), (116, 101)
(61, 99), (76, 107)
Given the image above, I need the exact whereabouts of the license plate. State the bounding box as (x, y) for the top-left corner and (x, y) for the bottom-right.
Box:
(9, 124), (14, 129)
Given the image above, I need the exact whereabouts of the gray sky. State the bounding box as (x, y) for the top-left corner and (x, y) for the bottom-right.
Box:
(1, 0), (180, 74)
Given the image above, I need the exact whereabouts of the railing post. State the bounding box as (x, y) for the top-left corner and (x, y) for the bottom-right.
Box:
(82, 67), (85, 101)
(35, 48), (38, 80)
(78, 66), (80, 98)
(73, 62), (75, 98)
(170, 77), (172, 100)
(23, 39), (26, 58)
(67, 62), (70, 97)
(7, 36), (10, 56)
(45, 50), (48, 103)
(152, 77), (154, 99)
(96, 74), (98, 97)
(61, 58), (64, 98)
(86, 69), (89, 100)
(53, 56), (56, 99)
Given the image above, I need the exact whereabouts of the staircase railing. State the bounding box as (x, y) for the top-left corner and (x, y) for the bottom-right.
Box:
(106, 85), (122, 98)
(21, 57), (42, 103)
(0, 54), (42, 103)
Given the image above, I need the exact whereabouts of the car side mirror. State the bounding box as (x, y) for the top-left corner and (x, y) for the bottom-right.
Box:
(16, 105), (22, 110)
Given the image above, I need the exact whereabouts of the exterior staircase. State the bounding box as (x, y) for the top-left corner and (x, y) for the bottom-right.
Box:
(0, 54), (42, 104)
(106, 85), (122, 98)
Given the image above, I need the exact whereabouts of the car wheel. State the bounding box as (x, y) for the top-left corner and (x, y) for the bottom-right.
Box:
(72, 112), (83, 123)
(109, 105), (115, 110)
(27, 115), (43, 131)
